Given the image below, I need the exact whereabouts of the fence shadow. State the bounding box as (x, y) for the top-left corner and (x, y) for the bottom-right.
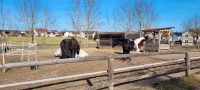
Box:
(21, 79), (87, 90)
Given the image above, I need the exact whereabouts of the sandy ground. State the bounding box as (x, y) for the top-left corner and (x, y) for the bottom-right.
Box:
(0, 46), (200, 90)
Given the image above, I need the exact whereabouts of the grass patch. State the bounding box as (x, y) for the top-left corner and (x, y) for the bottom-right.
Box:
(153, 74), (200, 90)
(129, 73), (200, 90)
(2, 36), (97, 46)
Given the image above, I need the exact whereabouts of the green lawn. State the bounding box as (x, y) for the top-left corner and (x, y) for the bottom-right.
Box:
(4, 37), (65, 44)
(2, 36), (96, 44)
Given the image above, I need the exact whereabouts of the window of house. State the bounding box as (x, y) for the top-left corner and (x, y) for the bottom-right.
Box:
(185, 40), (188, 43)
(185, 35), (188, 37)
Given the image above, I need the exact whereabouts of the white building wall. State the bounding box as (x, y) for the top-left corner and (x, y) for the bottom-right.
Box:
(182, 31), (194, 46)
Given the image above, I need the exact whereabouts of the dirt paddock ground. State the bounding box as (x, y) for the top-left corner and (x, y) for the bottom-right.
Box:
(0, 46), (200, 90)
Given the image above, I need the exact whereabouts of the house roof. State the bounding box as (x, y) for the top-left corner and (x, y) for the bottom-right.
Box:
(48, 30), (57, 33)
(35, 28), (47, 33)
(142, 27), (175, 31)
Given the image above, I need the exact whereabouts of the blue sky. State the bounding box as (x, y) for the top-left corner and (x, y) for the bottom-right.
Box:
(2, 0), (200, 32)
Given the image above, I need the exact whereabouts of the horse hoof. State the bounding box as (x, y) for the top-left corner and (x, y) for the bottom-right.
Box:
(30, 65), (39, 70)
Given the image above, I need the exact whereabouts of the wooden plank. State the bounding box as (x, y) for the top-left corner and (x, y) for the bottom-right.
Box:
(114, 58), (185, 74)
(108, 58), (114, 90)
(113, 51), (186, 59)
(0, 56), (109, 69)
(0, 70), (107, 88)
(114, 56), (200, 74)
(0, 51), (187, 69)
(114, 67), (186, 86)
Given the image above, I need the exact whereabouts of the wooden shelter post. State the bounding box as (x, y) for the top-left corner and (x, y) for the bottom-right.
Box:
(158, 31), (161, 52)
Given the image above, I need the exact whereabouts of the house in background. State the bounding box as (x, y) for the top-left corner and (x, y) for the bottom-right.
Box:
(34, 28), (59, 37)
(65, 31), (97, 39)
(34, 28), (47, 37)
(48, 30), (59, 37)
(0, 30), (28, 36)
(182, 31), (194, 46)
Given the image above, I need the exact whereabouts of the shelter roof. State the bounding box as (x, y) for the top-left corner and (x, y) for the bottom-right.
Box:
(96, 32), (124, 35)
(142, 27), (174, 32)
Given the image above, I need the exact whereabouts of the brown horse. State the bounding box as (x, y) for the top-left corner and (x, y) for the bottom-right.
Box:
(60, 38), (80, 59)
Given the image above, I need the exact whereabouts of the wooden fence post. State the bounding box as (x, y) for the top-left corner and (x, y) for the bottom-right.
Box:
(2, 43), (6, 73)
(185, 52), (190, 76)
(108, 57), (114, 90)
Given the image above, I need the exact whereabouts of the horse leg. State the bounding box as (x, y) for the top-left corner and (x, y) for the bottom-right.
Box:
(120, 47), (126, 61)
(127, 51), (132, 62)
(60, 48), (67, 59)
(135, 44), (140, 53)
(71, 50), (75, 58)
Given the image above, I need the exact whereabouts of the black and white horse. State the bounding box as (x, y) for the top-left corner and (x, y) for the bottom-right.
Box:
(55, 48), (89, 58)
(59, 38), (80, 59)
(112, 39), (135, 54)
(133, 36), (149, 52)
(112, 36), (149, 61)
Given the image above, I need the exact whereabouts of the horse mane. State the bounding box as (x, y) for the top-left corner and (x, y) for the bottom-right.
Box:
(60, 38), (80, 59)
(112, 38), (129, 48)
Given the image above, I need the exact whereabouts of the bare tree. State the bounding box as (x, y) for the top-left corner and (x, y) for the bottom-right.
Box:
(41, 6), (56, 45)
(183, 18), (193, 32)
(69, 0), (100, 39)
(133, 0), (156, 30)
(16, 0), (40, 43)
(69, 0), (83, 35)
(0, 0), (11, 42)
(183, 14), (200, 45)
(83, 0), (100, 33)
(0, 0), (5, 30)
(114, 0), (135, 32)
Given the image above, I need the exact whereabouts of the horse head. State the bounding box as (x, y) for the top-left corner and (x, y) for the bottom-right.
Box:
(144, 36), (149, 40)
(127, 39), (135, 51)
(112, 38), (125, 48)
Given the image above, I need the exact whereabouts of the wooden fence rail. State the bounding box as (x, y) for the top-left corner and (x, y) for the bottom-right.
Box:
(0, 51), (199, 90)
(0, 51), (186, 69)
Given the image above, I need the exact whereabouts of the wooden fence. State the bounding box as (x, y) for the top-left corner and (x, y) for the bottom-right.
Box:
(0, 51), (200, 90)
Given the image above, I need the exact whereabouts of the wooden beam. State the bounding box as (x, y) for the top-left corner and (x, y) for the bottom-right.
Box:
(113, 51), (186, 59)
(0, 51), (187, 69)
(108, 58), (114, 90)
(0, 56), (109, 69)
(114, 67), (186, 85)
(0, 70), (107, 88)
(114, 58), (185, 74)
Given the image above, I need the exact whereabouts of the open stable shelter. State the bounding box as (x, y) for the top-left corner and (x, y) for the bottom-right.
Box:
(142, 27), (174, 52)
(96, 32), (124, 46)
(125, 32), (141, 39)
